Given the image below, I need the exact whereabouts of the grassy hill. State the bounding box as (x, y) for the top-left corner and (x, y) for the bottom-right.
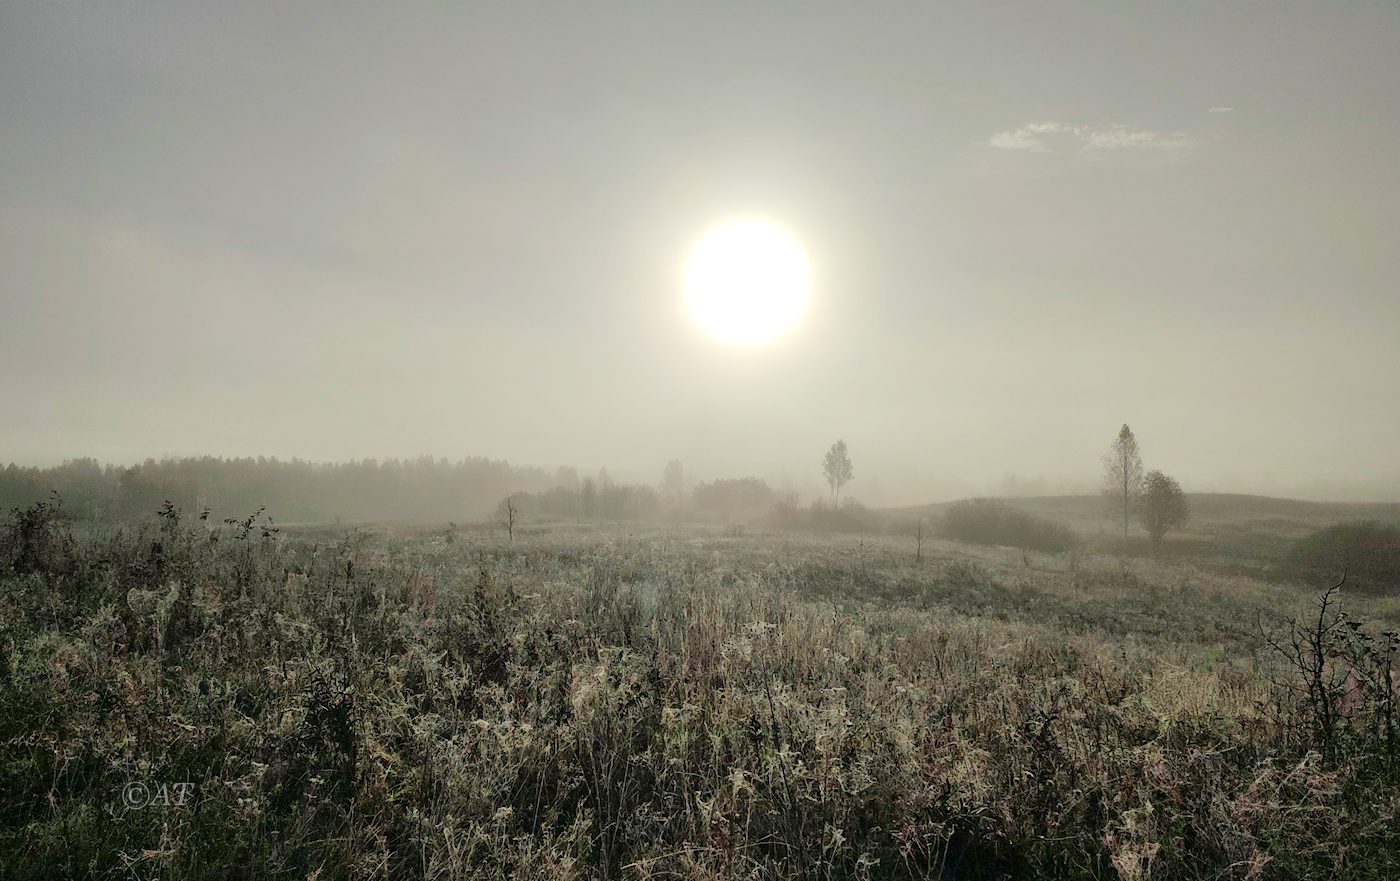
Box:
(887, 493), (1400, 573)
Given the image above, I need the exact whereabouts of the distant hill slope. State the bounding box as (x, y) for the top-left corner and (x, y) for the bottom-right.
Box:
(891, 493), (1400, 535)
(885, 493), (1400, 571)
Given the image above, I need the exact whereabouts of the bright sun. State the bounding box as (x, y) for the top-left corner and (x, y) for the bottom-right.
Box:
(684, 219), (810, 346)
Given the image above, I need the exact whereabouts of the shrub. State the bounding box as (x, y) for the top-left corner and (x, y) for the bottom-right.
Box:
(2, 494), (67, 575)
(1138, 470), (1189, 553)
(1282, 521), (1400, 596)
(940, 497), (1079, 553)
(767, 497), (879, 534)
(803, 498), (879, 533)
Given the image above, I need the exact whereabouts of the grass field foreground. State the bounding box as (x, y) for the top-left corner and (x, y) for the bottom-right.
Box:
(2, 509), (1398, 879)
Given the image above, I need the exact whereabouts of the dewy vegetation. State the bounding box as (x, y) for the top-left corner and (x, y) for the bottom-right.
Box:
(3, 497), (1399, 880)
(938, 497), (1080, 553)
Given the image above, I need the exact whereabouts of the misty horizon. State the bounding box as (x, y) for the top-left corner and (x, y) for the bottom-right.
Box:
(5, 4), (1399, 505)
(5, 448), (1400, 508)
(6, 6), (1400, 878)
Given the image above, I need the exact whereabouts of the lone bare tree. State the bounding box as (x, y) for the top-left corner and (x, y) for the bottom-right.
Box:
(822, 439), (854, 506)
(662, 459), (685, 506)
(1139, 470), (1188, 554)
(501, 494), (518, 541)
(1101, 424), (1144, 550)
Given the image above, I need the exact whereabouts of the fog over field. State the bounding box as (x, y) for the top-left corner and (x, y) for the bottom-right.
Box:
(5, 5), (1400, 881)
(3, 3), (1399, 503)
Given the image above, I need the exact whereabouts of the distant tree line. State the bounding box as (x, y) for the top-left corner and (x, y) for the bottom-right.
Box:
(692, 477), (775, 519)
(2, 451), (871, 530)
(497, 473), (661, 522)
(0, 456), (565, 524)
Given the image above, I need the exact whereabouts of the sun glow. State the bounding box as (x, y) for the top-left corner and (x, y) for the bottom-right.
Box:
(684, 219), (810, 346)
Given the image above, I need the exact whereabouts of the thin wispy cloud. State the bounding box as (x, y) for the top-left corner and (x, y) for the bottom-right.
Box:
(986, 121), (1067, 152)
(986, 121), (1196, 153)
(1078, 124), (1194, 151)
(1207, 106), (1235, 114)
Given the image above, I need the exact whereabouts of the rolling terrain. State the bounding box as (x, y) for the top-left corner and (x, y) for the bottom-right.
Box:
(3, 502), (1398, 879)
(890, 493), (1400, 575)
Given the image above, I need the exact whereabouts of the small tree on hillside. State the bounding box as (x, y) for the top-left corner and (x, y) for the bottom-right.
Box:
(1139, 470), (1188, 554)
(822, 440), (854, 505)
(1101, 424), (1144, 550)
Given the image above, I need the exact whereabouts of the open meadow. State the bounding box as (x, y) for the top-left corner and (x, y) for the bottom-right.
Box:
(3, 503), (1398, 880)
(8, 4), (1400, 878)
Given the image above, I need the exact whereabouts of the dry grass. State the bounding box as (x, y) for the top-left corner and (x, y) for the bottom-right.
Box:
(1, 509), (1397, 879)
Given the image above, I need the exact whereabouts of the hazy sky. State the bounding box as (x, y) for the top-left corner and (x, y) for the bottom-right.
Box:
(4, 3), (1398, 503)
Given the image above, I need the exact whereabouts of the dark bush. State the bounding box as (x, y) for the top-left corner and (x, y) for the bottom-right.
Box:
(3, 495), (67, 575)
(1281, 521), (1400, 596)
(940, 498), (1079, 553)
(766, 497), (881, 534)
